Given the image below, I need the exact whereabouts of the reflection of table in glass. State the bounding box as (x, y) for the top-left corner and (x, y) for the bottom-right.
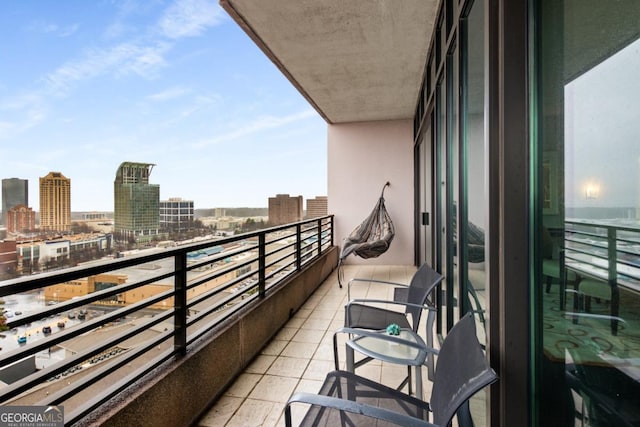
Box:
(564, 261), (640, 335)
(344, 328), (429, 398)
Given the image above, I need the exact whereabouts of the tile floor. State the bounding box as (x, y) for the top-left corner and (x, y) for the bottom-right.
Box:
(197, 264), (447, 427)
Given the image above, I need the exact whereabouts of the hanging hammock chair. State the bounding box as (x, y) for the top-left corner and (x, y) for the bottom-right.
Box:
(338, 182), (394, 287)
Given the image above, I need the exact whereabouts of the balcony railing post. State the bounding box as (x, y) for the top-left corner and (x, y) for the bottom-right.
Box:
(330, 216), (334, 247)
(607, 226), (617, 284)
(174, 252), (188, 356)
(607, 226), (620, 335)
(259, 233), (266, 297)
(296, 224), (302, 271)
(317, 218), (322, 256)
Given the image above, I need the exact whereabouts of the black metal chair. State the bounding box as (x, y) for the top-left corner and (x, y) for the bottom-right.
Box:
(285, 313), (497, 427)
(344, 263), (443, 382)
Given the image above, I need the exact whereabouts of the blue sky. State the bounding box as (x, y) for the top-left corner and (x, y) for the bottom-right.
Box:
(0, 0), (327, 212)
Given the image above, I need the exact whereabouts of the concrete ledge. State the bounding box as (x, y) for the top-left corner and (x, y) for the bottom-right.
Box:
(82, 246), (338, 427)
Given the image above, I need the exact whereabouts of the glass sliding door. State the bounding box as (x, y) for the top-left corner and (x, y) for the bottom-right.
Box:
(445, 41), (460, 332)
(414, 0), (491, 423)
(535, 1), (640, 425)
(436, 77), (448, 334)
(461, 0), (486, 344)
(417, 113), (434, 268)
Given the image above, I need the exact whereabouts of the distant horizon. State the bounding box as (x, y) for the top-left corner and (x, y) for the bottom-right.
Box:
(0, 1), (327, 211)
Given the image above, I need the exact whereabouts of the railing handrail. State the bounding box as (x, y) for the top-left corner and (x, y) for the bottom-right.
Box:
(564, 218), (640, 291)
(0, 215), (334, 295)
(0, 215), (334, 425)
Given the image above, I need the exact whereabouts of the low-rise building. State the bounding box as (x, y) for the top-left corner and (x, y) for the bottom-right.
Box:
(6, 204), (36, 234)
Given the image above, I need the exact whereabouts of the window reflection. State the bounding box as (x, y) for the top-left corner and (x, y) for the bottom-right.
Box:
(539, 2), (640, 424)
(464, 0), (486, 345)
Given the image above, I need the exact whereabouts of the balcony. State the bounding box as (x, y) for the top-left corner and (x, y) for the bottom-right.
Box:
(1, 214), (484, 426)
(197, 264), (424, 427)
(0, 216), (344, 426)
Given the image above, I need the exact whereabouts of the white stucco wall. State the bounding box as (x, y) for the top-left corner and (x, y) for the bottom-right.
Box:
(328, 119), (414, 265)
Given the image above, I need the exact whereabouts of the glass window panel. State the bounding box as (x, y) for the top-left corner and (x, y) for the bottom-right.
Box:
(436, 78), (447, 335)
(448, 43), (459, 331)
(463, 0), (486, 345)
(536, 1), (640, 425)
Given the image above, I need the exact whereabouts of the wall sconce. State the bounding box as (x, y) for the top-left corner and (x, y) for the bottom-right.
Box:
(585, 183), (600, 199)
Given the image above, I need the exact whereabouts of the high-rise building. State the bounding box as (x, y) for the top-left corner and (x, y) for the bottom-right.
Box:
(160, 197), (194, 231)
(114, 162), (160, 242)
(268, 194), (303, 226)
(39, 172), (71, 232)
(305, 196), (328, 219)
(2, 178), (28, 226)
(7, 204), (36, 234)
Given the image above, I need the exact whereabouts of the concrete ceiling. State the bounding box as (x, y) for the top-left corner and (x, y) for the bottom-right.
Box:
(220, 0), (439, 124)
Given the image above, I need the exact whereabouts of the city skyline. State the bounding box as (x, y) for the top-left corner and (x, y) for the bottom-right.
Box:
(0, 0), (327, 212)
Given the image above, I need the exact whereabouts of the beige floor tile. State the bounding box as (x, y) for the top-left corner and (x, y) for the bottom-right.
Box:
(352, 363), (382, 383)
(307, 308), (336, 320)
(249, 374), (299, 403)
(276, 402), (303, 427)
(294, 378), (324, 394)
(301, 318), (332, 331)
(267, 356), (309, 378)
(303, 359), (335, 381)
(313, 340), (338, 362)
(224, 398), (277, 427)
(261, 339), (288, 356)
(280, 340), (317, 359)
(225, 372), (262, 398)
(301, 316), (332, 331)
(283, 315), (305, 329)
(197, 395), (243, 427)
(245, 354), (276, 374)
(291, 307), (312, 320)
(380, 364), (413, 394)
(274, 327), (298, 341)
(262, 402), (286, 427)
(291, 328), (326, 343)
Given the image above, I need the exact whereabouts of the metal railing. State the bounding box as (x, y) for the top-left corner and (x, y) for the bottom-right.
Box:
(564, 219), (640, 334)
(565, 219), (640, 293)
(0, 215), (334, 424)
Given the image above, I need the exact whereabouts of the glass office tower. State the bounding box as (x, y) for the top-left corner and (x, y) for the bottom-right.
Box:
(1, 178), (28, 227)
(113, 162), (160, 243)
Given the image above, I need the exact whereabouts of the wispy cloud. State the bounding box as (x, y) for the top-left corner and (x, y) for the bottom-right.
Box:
(159, 0), (224, 39)
(147, 86), (190, 101)
(43, 41), (171, 94)
(27, 21), (80, 37)
(0, 94), (47, 140)
(193, 109), (318, 148)
(58, 24), (80, 37)
(40, 0), (224, 96)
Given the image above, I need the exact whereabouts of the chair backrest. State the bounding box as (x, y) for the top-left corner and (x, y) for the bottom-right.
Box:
(405, 264), (443, 331)
(430, 313), (498, 427)
(466, 283), (486, 341)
